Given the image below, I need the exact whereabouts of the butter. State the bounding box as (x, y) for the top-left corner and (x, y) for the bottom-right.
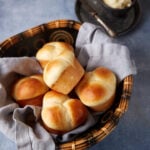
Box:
(103, 0), (132, 9)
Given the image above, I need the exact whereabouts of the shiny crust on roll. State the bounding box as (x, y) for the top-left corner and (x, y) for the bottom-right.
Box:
(75, 67), (117, 112)
(43, 57), (84, 94)
(36, 42), (74, 69)
(41, 91), (88, 134)
(11, 74), (49, 107)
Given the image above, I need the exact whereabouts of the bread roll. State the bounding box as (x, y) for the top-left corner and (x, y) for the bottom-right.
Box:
(43, 57), (84, 94)
(37, 42), (85, 94)
(75, 67), (117, 112)
(36, 42), (74, 69)
(41, 91), (88, 134)
(12, 74), (49, 107)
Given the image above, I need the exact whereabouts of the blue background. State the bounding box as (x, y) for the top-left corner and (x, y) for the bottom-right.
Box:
(0, 0), (150, 150)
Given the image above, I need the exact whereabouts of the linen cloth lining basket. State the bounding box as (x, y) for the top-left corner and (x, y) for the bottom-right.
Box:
(0, 19), (133, 150)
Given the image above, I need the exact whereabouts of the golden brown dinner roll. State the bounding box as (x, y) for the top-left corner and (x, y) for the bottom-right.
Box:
(41, 91), (88, 134)
(12, 74), (49, 107)
(36, 42), (85, 94)
(43, 57), (84, 94)
(75, 67), (117, 112)
(36, 42), (74, 69)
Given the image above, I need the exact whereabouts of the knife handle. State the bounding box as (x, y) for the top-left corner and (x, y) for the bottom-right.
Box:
(93, 13), (116, 37)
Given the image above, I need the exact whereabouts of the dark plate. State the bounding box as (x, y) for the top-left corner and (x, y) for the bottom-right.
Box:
(75, 0), (141, 36)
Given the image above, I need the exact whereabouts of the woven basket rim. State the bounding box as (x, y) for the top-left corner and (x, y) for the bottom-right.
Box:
(0, 19), (133, 150)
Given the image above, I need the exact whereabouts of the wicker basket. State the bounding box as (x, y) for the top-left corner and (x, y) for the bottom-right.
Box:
(0, 19), (133, 150)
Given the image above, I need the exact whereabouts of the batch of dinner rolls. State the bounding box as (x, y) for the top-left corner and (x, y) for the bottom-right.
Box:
(11, 41), (117, 134)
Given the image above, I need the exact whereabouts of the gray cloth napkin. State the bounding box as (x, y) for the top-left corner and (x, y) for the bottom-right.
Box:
(75, 22), (137, 81)
(0, 22), (137, 150)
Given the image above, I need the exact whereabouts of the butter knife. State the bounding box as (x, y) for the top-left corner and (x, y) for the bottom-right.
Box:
(79, 0), (116, 37)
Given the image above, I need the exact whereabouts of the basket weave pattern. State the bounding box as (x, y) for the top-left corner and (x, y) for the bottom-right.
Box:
(0, 20), (133, 150)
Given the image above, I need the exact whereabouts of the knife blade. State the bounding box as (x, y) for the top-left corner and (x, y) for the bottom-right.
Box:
(79, 0), (116, 37)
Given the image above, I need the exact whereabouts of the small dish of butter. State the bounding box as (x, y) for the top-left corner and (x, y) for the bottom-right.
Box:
(75, 0), (141, 36)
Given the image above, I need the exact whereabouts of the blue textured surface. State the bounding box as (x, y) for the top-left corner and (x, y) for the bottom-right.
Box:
(0, 0), (150, 150)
